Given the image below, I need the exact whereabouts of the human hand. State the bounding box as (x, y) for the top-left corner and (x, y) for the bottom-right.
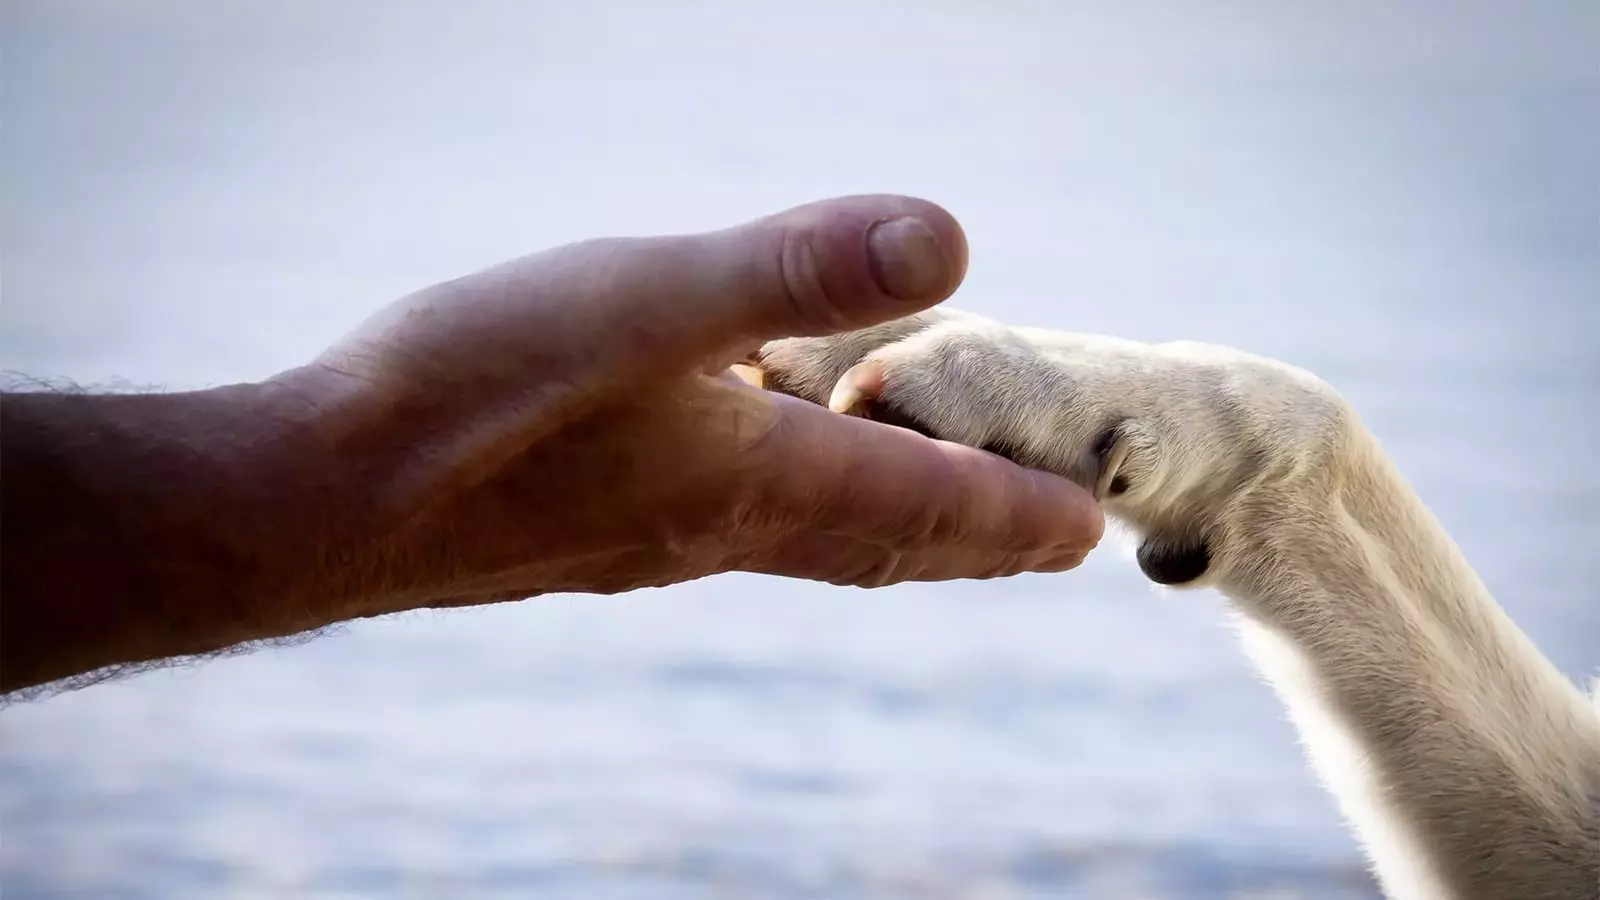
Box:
(1, 194), (1104, 692)
(273, 194), (1104, 615)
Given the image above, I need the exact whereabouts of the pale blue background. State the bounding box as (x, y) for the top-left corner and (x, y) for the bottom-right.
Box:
(3, 2), (1596, 897)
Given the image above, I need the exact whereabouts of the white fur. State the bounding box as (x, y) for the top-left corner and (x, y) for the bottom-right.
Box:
(757, 308), (1600, 900)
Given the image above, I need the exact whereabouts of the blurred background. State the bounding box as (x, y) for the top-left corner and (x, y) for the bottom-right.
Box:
(2, 1), (1596, 897)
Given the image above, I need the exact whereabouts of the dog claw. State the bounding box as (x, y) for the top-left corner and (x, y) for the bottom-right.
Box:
(729, 363), (765, 388)
(828, 360), (886, 416)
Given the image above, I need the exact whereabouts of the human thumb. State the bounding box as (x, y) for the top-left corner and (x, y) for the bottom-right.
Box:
(335, 195), (966, 392)
(284, 195), (965, 518)
(656, 193), (969, 355)
(518, 194), (970, 379)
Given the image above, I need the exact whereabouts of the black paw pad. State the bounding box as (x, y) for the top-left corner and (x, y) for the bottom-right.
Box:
(1136, 534), (1211, 585)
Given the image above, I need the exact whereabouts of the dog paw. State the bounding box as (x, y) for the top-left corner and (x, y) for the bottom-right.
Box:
(759, 310), (1152, 498)
(755, 308), (1356, 589)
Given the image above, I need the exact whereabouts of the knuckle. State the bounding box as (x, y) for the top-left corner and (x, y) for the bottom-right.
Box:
(774, 229), (851, 337)
(924, 496), (972, 546)
(859, 551), (913, 588)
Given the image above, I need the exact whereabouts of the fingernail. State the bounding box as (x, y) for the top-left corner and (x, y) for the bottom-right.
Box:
(866, 217), (948, 301)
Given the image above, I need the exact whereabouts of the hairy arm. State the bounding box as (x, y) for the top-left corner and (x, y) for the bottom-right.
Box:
(1, 384), (350, 694)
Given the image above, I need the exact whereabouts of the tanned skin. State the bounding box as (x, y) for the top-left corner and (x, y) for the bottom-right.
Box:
(0, 195), (1104, 696)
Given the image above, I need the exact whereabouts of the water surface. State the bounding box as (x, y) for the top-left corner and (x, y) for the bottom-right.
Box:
(3, 3), (1595, 897)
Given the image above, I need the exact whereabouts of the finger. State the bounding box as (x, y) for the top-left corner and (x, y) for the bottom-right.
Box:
(672, 194), (971, 354)
(737, 531), (1093, 588)
(310, 194), (968, 467)
(411, 194), (967, 380)
(747, 394), (1105, 555)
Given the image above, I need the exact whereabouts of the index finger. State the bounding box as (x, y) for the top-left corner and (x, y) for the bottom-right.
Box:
(747, 393), (1105, 556)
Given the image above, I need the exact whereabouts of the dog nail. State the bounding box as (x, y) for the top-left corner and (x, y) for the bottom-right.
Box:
(829, 360), (885, 415)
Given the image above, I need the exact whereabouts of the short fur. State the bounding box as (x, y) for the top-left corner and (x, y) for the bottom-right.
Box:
(757, 308), (1600, 900)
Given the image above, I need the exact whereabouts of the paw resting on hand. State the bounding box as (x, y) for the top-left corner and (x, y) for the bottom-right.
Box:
(753, 308), (1356, 592)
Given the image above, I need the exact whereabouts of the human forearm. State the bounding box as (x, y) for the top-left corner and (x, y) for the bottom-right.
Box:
(0, 384), (352, 693)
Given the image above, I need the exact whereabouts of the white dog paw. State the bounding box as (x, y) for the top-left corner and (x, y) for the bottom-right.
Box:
(756, 309), (1357, 591)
